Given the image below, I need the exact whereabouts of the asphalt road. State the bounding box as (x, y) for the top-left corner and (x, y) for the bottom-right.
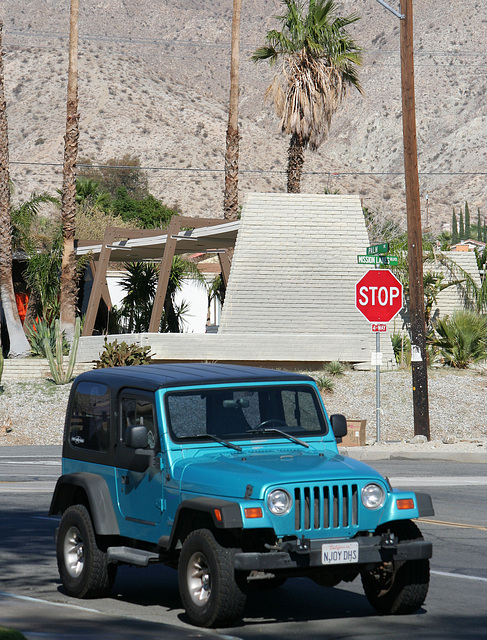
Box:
(0, 446), (486, 640)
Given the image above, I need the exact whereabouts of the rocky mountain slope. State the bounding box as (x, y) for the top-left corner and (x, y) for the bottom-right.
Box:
(3, 0), (487, 232)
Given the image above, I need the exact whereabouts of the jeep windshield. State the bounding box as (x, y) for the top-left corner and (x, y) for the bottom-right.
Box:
(165, 384), (328, 444)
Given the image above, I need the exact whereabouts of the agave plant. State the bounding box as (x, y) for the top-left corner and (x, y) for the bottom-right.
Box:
(429, 311), (487, 368)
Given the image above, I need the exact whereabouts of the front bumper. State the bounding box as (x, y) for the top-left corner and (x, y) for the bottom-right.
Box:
(234, 535), (432, 571)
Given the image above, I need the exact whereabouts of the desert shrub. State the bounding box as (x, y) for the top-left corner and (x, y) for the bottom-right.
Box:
(324, 361), (345, 376)
(391, 332), (411, 366)
(314, 374), (335, 393)
(26, 319), (69, 358)
(94, 339), (153, 368)
(429, 310), (487, 368)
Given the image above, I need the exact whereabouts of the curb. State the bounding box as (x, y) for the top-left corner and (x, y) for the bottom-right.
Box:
(340, 447), (487, 464)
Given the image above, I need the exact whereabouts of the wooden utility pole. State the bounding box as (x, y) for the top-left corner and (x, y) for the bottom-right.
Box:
(400, 0), (430, 439)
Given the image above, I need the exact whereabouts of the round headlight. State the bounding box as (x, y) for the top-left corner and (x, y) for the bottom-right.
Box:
(361, 483), (386, 510)
(267, 489), (292, 516)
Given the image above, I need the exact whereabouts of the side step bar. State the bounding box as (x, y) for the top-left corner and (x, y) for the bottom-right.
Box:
(107, 546), (160, 566)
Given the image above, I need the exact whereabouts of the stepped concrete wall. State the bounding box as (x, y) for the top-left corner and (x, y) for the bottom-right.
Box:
(2, 359), (94, 382)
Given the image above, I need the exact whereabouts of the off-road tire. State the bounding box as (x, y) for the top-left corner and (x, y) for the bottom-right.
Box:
(178, 528), (247, 627)
(361, 520), (430, 615)
(57, 504), (116, 598)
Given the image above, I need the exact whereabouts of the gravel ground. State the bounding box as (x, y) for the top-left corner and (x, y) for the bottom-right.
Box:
(1, 368), (486, 451)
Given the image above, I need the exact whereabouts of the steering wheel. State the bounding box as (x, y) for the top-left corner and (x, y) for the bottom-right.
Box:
(253, 419), (288, 430)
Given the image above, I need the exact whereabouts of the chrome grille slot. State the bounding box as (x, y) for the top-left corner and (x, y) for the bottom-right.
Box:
(293, 484), (359, 532)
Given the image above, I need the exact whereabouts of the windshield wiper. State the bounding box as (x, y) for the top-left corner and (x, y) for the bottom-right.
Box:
(246, 428), (309, 449)
(180, 433), (242, 452)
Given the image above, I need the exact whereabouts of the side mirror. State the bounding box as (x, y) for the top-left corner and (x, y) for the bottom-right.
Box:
(330, 414), (348, 439)
(125, 425), (148, 449)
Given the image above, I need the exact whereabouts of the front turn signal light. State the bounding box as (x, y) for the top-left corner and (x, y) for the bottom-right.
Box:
(396, 498), (415, 510)
(244, 507), (263, 519)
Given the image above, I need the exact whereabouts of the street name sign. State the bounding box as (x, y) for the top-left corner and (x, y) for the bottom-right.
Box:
(357, 255), (399, 266)
(366, 243), (389, 256)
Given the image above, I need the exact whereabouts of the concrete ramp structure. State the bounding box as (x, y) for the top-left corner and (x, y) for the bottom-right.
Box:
(218, 193), (395, 366)
(77, 193), (396, 367)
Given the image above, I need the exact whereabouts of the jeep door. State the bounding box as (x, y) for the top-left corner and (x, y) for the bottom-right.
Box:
(114, 390), (164, 526)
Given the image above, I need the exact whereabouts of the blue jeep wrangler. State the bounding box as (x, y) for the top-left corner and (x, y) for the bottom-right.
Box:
(50, 363), (433, 627)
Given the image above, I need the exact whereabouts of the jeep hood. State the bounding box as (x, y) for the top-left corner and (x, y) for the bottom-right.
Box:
(176, 450), (384, 500)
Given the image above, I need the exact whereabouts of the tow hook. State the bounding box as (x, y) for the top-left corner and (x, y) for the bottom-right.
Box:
(296, 536), (311, 554)
(281, 535), (311, 554)
(380, 530), (397, 551)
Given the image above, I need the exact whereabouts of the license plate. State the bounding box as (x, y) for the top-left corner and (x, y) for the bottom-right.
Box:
(321, 542), (359, 565)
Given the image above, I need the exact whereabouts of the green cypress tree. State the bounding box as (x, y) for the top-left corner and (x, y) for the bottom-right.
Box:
(452, 207), (458, 244)
(459, 208), (465, 240)
(464, 201), (470, 238)
(478, 208), (482, 241)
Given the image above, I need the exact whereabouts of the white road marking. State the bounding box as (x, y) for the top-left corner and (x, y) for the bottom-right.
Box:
(0, 481), (56, 493)
(389, 476), (487, 487)
(0, 591), (242, 639)
(0, 460), (60, 466)
(432, 570), (487, 584)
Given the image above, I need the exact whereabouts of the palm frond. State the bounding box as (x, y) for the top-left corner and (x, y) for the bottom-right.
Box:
(253, 0), (363, 151)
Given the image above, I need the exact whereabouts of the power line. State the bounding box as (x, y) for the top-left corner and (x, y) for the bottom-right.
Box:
(9, 161), (487, 177)
(4, 28), (487, 59)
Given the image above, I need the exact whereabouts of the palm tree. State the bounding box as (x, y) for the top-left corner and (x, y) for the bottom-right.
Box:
(60, 0), (80, 342)
(0, 22), (30, 357)
(252, 0), (363, 192)
(75, 177), (111, 210)
(223, 0), (242, 220)
(116, 258), (206, 333)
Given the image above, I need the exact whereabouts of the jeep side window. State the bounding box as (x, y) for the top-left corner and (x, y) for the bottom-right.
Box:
(120, 396), (158, 451)
(68, 382), (110, 452)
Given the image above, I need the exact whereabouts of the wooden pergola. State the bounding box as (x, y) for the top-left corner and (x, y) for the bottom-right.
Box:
(77, 216), (239, 336)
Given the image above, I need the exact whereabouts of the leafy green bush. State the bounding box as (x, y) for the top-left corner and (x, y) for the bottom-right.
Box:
(26, 319), (69, 358)
(0, 626), (28, 640)
(94, 339), (153, 368)
(429, 311), (487, 368)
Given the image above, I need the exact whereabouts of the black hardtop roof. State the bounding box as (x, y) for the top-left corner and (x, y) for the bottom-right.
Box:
(74, 363), (314, 393)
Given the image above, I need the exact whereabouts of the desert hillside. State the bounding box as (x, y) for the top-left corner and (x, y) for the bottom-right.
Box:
(2, 0), (487, 233)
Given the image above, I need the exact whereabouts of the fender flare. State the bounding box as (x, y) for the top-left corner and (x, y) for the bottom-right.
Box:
(49, 472), (120, 536)
(415, 492), (435, 517)
(158, 497), (243, 550)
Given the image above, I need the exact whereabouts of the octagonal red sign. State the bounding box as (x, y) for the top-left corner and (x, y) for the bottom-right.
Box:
(355, 269), (403, 323)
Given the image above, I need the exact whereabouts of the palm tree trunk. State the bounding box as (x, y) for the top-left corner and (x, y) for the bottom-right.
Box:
(287, 133), (305, 193)
(223, 0), (241, 220)
(60, 0), (79, 343)
(0, 22), (30, 357)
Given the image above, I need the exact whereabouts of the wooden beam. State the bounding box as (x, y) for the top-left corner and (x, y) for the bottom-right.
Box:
(148, 216), (235, 333)
(148, 217), (181, 333)
(82, 227), (116, 336)
(218, 251), (232, 287)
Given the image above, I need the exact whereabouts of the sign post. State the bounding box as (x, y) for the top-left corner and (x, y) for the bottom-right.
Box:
(355, 269), (403, 442)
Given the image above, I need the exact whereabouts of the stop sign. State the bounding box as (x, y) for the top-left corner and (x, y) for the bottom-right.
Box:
(355, 269), (403, 323)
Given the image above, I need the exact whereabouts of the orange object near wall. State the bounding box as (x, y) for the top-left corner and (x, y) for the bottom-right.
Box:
(15, 293), (29, 324)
